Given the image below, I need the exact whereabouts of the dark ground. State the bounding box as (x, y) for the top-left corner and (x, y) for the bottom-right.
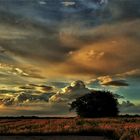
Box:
(0, 136), (109, 140)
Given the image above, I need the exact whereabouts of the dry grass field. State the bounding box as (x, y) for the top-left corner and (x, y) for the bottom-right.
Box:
(0, 117), (139, 140)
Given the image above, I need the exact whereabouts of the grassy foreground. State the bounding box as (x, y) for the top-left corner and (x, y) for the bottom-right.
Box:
(0, 117), (139, 140)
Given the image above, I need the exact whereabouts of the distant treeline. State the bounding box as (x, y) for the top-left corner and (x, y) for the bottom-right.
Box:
(0, 115), (139, 119)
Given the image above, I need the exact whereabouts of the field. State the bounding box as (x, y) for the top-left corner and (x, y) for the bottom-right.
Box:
(0, 117), (139, 140)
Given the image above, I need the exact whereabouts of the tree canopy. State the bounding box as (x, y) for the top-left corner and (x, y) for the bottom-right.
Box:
(70, 90), (119, 118)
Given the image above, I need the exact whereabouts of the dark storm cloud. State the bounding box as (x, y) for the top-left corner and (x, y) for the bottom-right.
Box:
(18, 83), (56, 94)
(28, 84), (55, 92)
(0, 12), (76, 65)
(107, 0), (140, 20)
(0, 0), (107, 26)
(38, 85), (54, 92)
(0, 0), (139, 82)
(0, 0), (139, 67)
(19, 85), (36, 90)
(0, 4), (71, 63)
(102, 80), (129, 87)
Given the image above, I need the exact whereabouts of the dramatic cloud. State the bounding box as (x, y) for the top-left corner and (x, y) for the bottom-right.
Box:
(0, 80), (139, 116)
(0, 0), (139, 79)
(59, 20), (140, 78)
(0, 63), (45, 87)
(0, 80), (91, 116)
(0, 0), (139, 115)
(102, 80), (129, 87)
(49, 80), (90, 102)
(0, 92), (54, 106)
(0, 81), (91, 106)
(86, 75), (129, 87)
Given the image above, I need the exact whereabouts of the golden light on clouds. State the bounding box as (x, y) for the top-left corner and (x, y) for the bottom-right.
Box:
(0, 0), (139, 115)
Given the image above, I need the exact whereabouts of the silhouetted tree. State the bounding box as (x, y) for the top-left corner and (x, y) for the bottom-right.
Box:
(70, 91), (119, 118)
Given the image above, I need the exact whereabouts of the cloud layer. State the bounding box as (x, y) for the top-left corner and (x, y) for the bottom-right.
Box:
(0, 0), (139, 116)
(0, 1), (139, 80)
(0, 80), (139, 116)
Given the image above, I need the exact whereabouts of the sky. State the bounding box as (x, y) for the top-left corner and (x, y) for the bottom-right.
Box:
(0, 0), (139, 116)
